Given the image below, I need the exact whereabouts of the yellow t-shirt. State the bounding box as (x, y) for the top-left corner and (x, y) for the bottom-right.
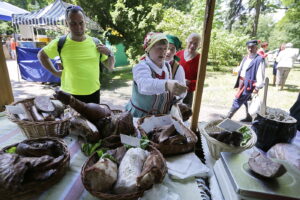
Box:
(43, 35), (108, 95)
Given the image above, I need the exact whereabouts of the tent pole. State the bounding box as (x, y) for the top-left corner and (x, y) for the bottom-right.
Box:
(190, 0), (216, 132)
(0, 36), (14, 111)
(13, 23), (21, 82)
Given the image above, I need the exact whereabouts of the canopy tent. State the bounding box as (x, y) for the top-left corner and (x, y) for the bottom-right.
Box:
(12, 0), (100, 30)
(0, 1), (29, 21)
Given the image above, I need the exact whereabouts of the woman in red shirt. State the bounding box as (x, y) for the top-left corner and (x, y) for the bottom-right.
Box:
(176, 33), (201, 107)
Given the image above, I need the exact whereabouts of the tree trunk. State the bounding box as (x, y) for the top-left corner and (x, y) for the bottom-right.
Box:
(228, 21), (233, 33)
(252, 0), (262, 37)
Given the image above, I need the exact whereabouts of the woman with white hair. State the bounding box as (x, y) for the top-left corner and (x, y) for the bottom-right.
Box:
(275, 42), (299, 90)
(175, 33), (201, 107)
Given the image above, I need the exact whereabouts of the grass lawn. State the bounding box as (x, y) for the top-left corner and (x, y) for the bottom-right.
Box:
(202, 64), (300, 111)
(101, 64), (300, 112)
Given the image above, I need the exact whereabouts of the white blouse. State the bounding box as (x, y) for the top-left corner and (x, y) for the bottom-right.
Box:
(133, 56), (171, 95)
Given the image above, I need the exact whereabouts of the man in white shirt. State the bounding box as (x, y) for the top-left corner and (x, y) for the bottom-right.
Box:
(225, 40), (265, 122)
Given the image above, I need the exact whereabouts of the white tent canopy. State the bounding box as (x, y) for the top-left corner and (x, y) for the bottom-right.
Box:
(12, 0), (100, 30)
(0, 1), (29, 21)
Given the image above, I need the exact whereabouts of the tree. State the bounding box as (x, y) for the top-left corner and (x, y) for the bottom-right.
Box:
(209, 29), (248, 70)
(256, 14), (276, 42)
(0, 21), (14, 35)
(226, 0), (245, 32)
(252, 0), (262, 37)
(268, 28), (287, 50)
(3, 0), (50, 11)
(77, 0), (165, 63)
(225, 0), (280, 37)
(156, 8), (202, 47)
(157, 0), (207, 48)
(277, 0), (300, 47)
(158, 0), (246, 69)
(162, 0), (192, 13)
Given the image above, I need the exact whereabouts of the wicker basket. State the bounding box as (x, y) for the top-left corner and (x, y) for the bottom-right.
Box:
(0, 137), (70, 200)
(137, 114), (198, 156)
(6, 98), (71, 138)
(81, 141), (167, 200)
(200, 120), (257, 159)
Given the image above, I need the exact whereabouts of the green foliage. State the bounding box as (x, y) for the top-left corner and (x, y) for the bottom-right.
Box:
(238, 126), (252, 146)
(276, 0), (300, 48)
(157, 0), (207, 49)
(256, 14), (276, 42)
(268, 25), (288, 50)
(3, 0), (28, 10)
(77, 0), (164, 64)
(266, 0), (300, 49)
(3, 0), (51, 11)
(209, 29), (248, 70)
(158, 0), (246, 70)
(157, 8), (202, 48)
(45, 28), (66, 39)
(162, 0), (192, 13)
(190, 0), (206, 23)
(225, 0), (280, 37)
(81, 140), (102, 156)
(0, 21), (14, 35)
(140, 136), (150, 149)
(124, 144), (134, 149)
(96, 149), (117, 163)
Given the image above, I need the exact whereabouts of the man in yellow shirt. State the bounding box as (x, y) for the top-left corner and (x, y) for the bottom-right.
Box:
(38, 6), (115, 104)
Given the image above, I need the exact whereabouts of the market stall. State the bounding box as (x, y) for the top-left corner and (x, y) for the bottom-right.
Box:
(1, 0), (300, 199)
(16, 46), (60, 82)
(2, 96), (299, 200)
(0, 1), (29, 21)
(199, 119), (300, 200)
(10, 0), (100, 83)
(0, 99), (211, 200)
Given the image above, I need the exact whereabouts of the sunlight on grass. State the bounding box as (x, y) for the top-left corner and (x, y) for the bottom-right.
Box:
(112, 75), (121, 80)
(202, 65), (300, 111)
(101, 64), (299, 112)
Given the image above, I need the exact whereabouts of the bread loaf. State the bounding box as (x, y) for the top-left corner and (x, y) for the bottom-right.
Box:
(113, 148), (149, 194)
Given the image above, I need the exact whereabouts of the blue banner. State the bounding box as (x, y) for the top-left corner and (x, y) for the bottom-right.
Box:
(16, 47), (60, 83)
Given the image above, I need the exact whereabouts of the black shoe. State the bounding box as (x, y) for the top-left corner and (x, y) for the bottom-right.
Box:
(240, 115), (252, 122)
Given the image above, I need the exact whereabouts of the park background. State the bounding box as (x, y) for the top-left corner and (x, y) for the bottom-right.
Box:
(1, 0), (299, 118)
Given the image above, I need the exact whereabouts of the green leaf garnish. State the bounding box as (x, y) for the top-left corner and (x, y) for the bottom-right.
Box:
(239, 126), (252, 146)
(81, 140), (102, 156)
(140, 135), (150, 149)
(5, 146), (17, 154)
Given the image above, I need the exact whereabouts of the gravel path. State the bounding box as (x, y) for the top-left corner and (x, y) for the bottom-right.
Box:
(7, 60), (247, 123)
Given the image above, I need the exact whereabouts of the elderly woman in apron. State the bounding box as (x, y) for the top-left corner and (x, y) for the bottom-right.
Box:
(125, 32), (187, 118)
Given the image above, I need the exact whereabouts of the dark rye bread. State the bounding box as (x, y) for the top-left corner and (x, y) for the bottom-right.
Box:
(248, 151), (286, 178)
